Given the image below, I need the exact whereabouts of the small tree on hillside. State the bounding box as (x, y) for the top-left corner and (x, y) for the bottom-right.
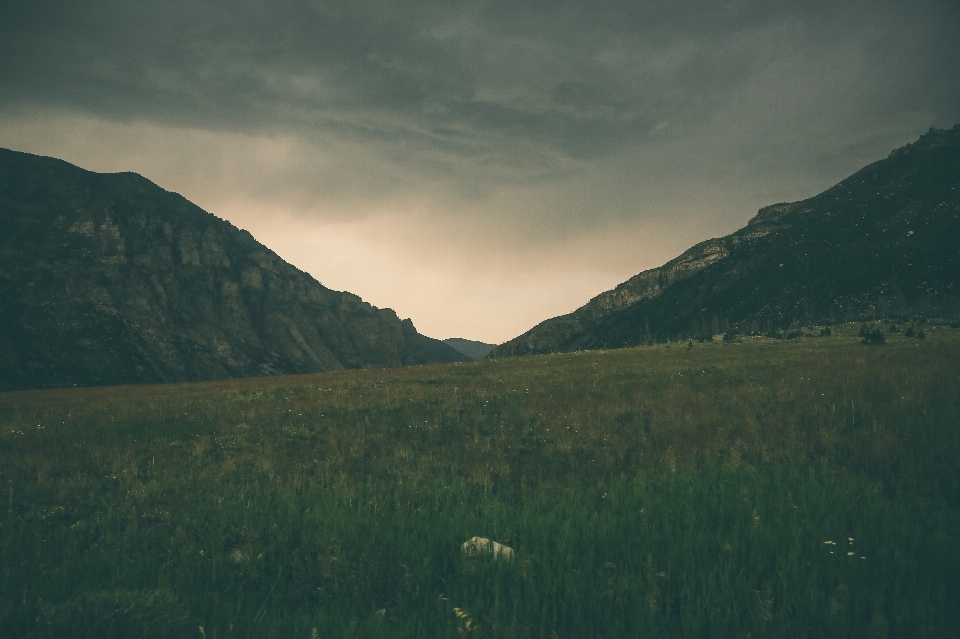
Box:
(860, 324), (886, 345)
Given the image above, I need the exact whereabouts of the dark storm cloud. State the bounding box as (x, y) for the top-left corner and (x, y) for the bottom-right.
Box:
(3, 0), (959, 342)
(6, 0), (957, 186)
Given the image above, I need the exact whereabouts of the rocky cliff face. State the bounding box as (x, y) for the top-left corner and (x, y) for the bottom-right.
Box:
(0, 149), (463, 391)
(491, 125), (960, 357)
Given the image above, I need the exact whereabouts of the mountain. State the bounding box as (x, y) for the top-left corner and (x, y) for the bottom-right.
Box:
(442, 337), (496, 360)
(491, 125), (960, 358)
(0, 148), (464, 391)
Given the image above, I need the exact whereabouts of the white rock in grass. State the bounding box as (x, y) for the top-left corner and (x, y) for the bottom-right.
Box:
(461, 536), (514, 561)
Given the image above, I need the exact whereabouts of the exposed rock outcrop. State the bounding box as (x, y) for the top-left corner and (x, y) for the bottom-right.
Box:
(491, 125), (960, 357)
(0, 148), (464, 391)
(461, 536), (515, 561)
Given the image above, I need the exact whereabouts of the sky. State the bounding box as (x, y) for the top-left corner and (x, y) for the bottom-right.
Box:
(2, 1), (959, 344)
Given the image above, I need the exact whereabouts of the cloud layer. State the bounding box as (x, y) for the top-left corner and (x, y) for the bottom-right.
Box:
(3, 0), (959, 342)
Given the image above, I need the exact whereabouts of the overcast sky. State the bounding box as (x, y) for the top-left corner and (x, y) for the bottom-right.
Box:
(2, 1), (959, 343)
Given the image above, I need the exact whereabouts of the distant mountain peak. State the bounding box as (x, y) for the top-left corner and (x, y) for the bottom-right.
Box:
(443, 338), (496, 360)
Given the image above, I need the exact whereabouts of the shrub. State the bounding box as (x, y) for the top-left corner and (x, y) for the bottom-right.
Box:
(905, 327), (916, 337)
(860, 324), (886, 345)
(918, 330), (926, 340)
(819, 326), (832, 336)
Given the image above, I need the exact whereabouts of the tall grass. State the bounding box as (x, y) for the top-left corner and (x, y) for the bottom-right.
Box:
(1, 322), (958, 637)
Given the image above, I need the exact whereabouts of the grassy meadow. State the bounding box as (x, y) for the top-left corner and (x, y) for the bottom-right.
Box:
(1, 322), (959, 638)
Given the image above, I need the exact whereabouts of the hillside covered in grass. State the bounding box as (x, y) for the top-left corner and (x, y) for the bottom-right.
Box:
(1, 322), (959, 637)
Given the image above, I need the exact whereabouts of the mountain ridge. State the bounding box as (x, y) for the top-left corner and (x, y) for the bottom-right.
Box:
(0, 148), (464, 391)
(491, 125), (960, 358)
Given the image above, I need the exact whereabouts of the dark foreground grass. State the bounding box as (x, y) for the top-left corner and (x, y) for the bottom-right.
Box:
(1, 323), (959, 637)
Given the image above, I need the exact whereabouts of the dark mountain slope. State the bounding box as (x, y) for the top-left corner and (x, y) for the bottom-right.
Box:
(491, 125), (960, 357)
(442, 338), (496, 360)
(0, 149), (464, 391)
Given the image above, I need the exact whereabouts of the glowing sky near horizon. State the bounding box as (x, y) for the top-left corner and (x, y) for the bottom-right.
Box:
(2, 1), (958, 344)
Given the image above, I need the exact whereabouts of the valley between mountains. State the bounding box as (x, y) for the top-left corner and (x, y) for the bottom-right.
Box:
(2, 126), (958, 390)
(0, 129), (958, 638)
